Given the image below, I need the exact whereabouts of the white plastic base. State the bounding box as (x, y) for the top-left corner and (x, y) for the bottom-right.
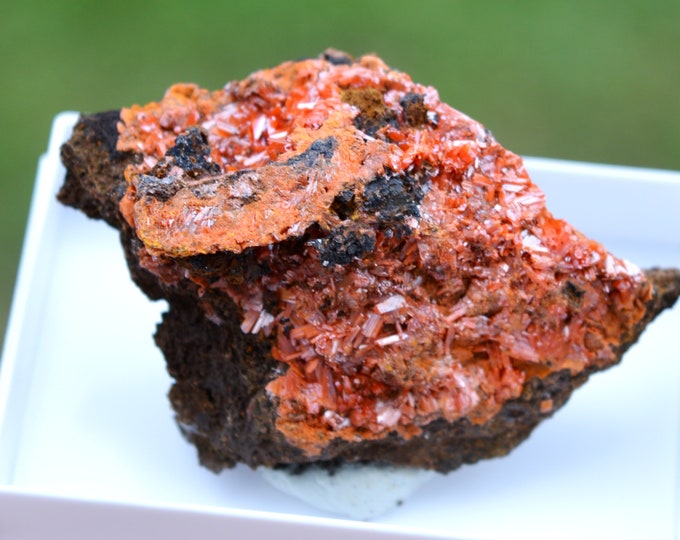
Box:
(259, 465), (436, 520)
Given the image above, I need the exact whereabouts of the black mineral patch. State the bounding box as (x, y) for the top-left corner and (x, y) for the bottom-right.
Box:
(330, 188), (358, 221)
(361, 172), (426, 232)
(283, 137), (337, 168)
(314, 224), (376, 267)
(160, 127), (221, 179)
(136, 127), (221, 201)
(179, 248), (270, 284)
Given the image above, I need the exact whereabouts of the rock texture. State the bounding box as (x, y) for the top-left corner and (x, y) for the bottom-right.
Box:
(59, 50), (680, 473)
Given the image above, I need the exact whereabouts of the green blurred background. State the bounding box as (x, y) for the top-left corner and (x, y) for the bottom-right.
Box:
(1, 0), (679, 352)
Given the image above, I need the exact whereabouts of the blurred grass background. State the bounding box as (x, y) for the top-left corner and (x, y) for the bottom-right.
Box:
(1, 0), (679, 352)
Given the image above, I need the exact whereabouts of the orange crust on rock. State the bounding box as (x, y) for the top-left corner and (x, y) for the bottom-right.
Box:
(127, 117), (391, 257)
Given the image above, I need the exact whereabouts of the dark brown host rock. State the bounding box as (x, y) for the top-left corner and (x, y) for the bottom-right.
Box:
(59, 51), (680, 473)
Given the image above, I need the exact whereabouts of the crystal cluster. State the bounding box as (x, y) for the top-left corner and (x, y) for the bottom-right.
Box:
(110, 50), (655, 456)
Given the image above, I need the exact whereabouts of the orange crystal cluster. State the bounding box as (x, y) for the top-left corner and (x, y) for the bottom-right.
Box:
(116, 51), (650, 455)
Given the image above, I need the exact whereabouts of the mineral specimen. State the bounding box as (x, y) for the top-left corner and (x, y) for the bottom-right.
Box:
(59, 50), (680, 474)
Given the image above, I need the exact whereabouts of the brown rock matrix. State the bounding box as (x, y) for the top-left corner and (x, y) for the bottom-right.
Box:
(59, 50), (680, 472)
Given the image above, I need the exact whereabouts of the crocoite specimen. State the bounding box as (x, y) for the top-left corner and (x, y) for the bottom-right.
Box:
(59, 50), (679, 471)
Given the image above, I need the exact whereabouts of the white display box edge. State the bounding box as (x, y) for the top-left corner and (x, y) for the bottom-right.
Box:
(1, 112), (679, 540)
